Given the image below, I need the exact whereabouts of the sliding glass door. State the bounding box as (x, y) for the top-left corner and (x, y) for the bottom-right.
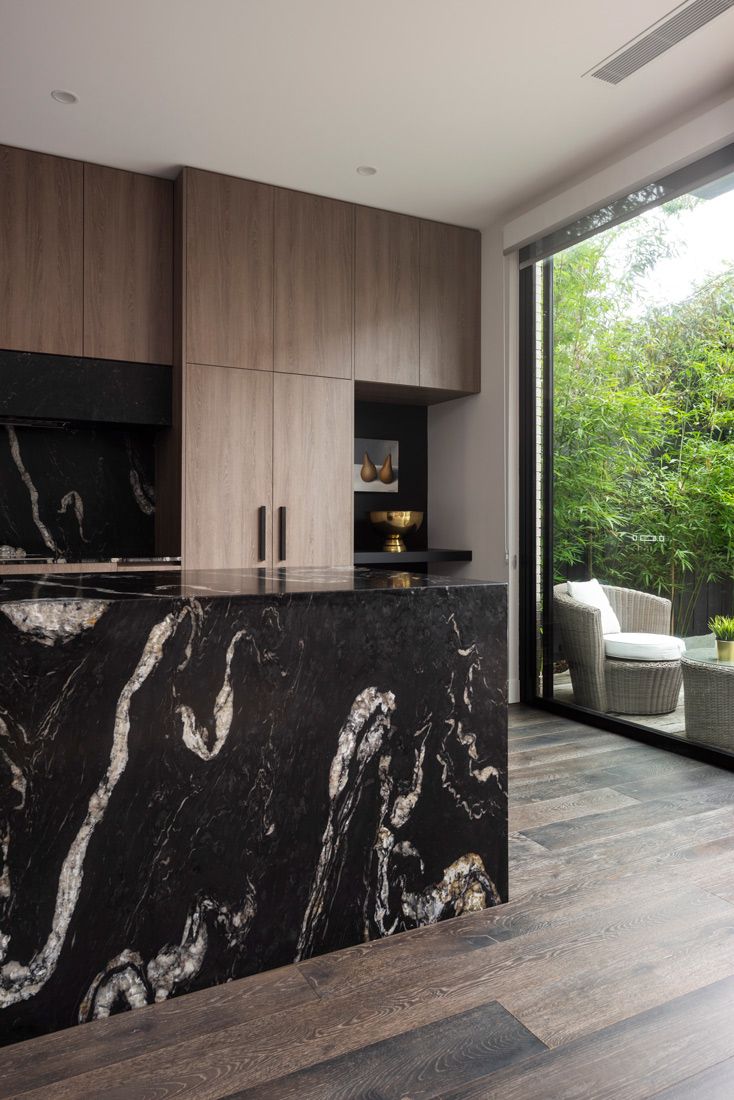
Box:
(520, 151), (734, 761)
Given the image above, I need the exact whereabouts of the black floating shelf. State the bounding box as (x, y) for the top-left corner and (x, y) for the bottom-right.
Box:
(354, 549), (472, 565)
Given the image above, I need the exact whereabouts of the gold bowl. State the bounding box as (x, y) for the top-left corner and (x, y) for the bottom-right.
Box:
(369, 510), (424, 553)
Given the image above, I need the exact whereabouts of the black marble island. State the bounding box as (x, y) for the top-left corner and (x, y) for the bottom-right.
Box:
(0, 567), (507, 1043)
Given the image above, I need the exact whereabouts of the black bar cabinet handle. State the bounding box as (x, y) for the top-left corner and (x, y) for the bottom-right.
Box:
(279, 506), (287, 562)
(257, 505), (266, 562)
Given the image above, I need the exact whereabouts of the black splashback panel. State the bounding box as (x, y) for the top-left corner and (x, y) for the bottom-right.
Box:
(354, 401), (427, 552)
(0, 423), (155, 560)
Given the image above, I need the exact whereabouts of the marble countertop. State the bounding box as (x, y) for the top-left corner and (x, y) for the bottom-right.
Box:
(0, 566), (505, 604)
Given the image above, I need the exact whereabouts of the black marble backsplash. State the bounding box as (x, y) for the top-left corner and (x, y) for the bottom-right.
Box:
(0, 422), (155, 562)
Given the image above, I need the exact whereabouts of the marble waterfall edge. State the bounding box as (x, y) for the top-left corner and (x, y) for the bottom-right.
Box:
(0, 574), (507, 1042)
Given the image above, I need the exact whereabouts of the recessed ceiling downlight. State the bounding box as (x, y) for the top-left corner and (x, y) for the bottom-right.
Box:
(51, 89), (78, 104)
(356, 165), (377, 176)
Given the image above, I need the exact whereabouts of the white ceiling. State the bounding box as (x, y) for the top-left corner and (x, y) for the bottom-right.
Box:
(1, 0), (733, 228)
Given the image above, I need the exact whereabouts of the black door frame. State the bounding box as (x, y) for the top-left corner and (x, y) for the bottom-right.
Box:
(517, 258), (734, 772)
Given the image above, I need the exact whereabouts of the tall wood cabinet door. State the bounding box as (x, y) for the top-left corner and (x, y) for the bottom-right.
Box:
(355, 207), (419, 386)
(0, 145), (83, 355)
(186, 169), (273, 371)
(419, 221), (480, 393)
(274, 189), (353, 379)
(184, 363), (273, 570)
(273, 374), (353, 567)
(84, 164), (173, 364)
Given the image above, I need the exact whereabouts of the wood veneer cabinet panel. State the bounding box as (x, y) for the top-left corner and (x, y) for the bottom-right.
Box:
(184, 363), (273, 569)
(355, 207), (419, 386)
(84, 164), (173, 364)
(155, 171), (185, 556)
(273, 374), (353, 566)
(0, 145), (83, 355)
(186, 169), (273, 370)
(419, 220), (480, 393)
(274, 189), (353, 379)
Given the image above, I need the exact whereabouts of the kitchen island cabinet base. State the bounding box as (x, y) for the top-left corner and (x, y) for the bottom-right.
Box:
(0, 569), (507, 1043)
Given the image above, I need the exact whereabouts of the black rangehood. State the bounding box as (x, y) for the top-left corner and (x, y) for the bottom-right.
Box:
(0, 349), (171, 426)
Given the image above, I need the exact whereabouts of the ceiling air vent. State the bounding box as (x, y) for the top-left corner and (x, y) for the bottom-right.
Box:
(589, 0), (734, 84)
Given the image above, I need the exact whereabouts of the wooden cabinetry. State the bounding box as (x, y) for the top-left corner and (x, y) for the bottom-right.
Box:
(182, 367), (351, 569)
(419, 221), (481, 394)
(84, 164), (173, 364)
(184, 363), (273, 570)
(355, 207), (419, 387)
(273, 374), (353, 567)
(274, 189), (353, 379)
(354, 211), (480, 399)
(186, 169), (273, 371)
(0, 145), (83, 355)
(159, 164), (482, 566)
(0, 145), (173, 363)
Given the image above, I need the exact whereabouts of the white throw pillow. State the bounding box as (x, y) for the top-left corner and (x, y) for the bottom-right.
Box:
(567, 579), (621, 635)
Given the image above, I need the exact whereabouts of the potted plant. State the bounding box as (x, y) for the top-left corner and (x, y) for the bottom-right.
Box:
(708, 615), (734, 663)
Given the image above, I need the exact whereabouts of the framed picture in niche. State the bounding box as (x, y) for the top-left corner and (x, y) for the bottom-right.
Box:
(354, 438), (399, 493)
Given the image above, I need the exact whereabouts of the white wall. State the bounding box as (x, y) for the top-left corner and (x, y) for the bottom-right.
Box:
(504, 88), (734, 253)
(428, 89), (734, 706)
(427, 226), (521, 701)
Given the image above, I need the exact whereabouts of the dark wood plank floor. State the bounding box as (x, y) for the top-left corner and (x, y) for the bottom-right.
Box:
(4, 706), (734, 1099)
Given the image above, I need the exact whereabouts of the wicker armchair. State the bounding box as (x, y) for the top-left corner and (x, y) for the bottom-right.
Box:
(553, 583), (682, 715)
(681, 656), (734, 749)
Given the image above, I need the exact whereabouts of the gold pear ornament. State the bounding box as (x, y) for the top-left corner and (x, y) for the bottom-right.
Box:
(360, 452), (378, 483)
(378, 453), (394, 484)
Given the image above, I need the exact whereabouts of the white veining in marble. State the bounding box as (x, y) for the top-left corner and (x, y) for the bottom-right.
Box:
(146, 900), (210, 1003)
(129, 469), (155, 515)
(0, 721), (26, 903)
(177, 628), (248, 761)
(58, 491), (88, 542)
(79, 950), (149, 1020)
(400, 852), (500, 924)
(81, 886), (258, 1020)
(0, 600), (110, 646)
(0, 609), (183, 1008)
(437, 613), (502, 818)
(6, 426), (59, 556)
(390, 725), (429, 830)
(297, 687), (396, 959)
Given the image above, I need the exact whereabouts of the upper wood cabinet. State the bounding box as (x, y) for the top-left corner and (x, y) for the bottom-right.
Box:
(355, 207), (419, 387)
(273, 373), (353, 566)
(186, 169), (273, 370)
(0, 146), (83, 356)
(184, 363), (273, 569)
(84, 164), (173, 364)
(419, 221), (480, 394)
(274, 189), (353, 379)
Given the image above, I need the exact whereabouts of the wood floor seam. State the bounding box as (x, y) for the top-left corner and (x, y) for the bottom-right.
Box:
(646, 1061), (725, 1100)
(492, 997), (550, 1047)
(294, 963), (326, 1000)
(698, 886), (734, 908)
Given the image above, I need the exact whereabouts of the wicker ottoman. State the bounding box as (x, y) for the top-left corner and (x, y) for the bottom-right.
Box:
(681, 654), (734, 750)
(605, 657), (682, 716)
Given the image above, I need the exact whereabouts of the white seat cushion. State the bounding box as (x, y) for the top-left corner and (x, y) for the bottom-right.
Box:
(567, 579), (621, 635)
(603, 632), (685, 662)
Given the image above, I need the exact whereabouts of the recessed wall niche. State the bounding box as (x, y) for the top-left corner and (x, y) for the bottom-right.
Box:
(354, 401), (427, 553)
